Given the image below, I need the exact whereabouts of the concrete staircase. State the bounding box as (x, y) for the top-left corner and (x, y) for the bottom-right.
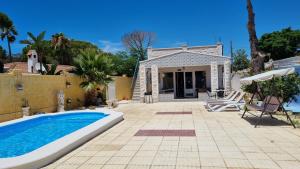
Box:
(132, 74), (140, 102)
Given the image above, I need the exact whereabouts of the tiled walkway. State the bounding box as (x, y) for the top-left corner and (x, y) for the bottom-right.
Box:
(44, 102), (300, 169)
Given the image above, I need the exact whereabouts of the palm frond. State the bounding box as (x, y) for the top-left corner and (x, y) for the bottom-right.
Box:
(7, 35), (16, 43)
(27, 32), (37, 42)
(10, 26), (17, 35)
(37, 31), (46, 42)
(20, 39), (32, 45)
(74, 48), (113, 91)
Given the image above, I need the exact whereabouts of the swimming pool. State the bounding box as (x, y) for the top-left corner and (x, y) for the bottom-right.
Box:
(0, 109), (123, 169)
(284, 66), (300, 113)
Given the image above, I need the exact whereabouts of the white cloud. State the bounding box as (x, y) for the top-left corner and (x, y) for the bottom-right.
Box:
(98, 40), (124, 53)
(171, 41), (187, 47)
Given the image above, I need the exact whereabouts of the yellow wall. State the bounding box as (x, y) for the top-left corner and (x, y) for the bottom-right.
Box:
(114, 76), (133, 100)
(0, 72), (85, 122)
(0, 73), (133, 122)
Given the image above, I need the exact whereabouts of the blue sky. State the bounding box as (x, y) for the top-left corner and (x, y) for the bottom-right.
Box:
(1, 0), (300, 56)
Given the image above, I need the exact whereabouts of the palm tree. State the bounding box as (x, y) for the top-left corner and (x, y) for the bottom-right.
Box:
(246, 0), (266, 73)
(51, 33), (70, 64)
(0, 12), (18, 62)
(20, 31), (47, 73)
(73, 49), (113, 105)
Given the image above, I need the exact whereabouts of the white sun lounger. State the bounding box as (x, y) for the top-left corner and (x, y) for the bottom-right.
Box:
(206, 92), (240, 105)
(207, 92), (245, 112)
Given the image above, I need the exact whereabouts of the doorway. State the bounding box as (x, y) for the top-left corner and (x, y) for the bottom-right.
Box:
(175, 72), (184, 98)
(184, 72), (194, 97)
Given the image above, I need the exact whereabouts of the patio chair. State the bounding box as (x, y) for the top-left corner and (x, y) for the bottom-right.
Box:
(241, 96), (295, 128)
(207, 92), (245, 112)
(206, 89), (216, 99)
(206, 91), (238, 104)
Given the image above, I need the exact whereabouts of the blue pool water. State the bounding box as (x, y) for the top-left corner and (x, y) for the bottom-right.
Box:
(0, 112), (108, 158)
(284, 96), (300, 113)
(284, 66), (300, 113)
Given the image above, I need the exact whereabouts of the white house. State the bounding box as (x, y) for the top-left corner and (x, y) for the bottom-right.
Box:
(132, 43), (232, 102)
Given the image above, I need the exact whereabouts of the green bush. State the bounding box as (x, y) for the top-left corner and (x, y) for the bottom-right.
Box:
(242, 73), (300, 103)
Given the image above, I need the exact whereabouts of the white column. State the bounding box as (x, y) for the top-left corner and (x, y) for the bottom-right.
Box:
(224, 60), (231, 94)
(139, 65), (146, 103)
(210, 61), (218, 93)
(151, 65), (159, 102)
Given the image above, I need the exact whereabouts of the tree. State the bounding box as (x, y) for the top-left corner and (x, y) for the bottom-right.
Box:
(110, 51), (137, 76)
(0, 60), (3, 73)
(0, 45), (6, 60)
(259, 28), (300, 60)
(246, 0), (266, 74)
(122, 31), (155, 61)
(0, 12), (18, 62)
(232, 49), (250, 72)
(73, 49), (113, 106)
(20, 38), (99, 64)
(68, 40), (100, 65)
(20, 31), (48, 73)
(51, 33), (71, 64)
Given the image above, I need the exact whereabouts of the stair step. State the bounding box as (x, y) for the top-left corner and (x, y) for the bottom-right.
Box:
(131, 73), (141, 101)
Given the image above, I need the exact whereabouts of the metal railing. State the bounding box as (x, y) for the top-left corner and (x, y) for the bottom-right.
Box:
(130, 56), (140, 95)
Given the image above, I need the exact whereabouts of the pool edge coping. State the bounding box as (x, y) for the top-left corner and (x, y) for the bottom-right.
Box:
(0, 108), (124, 169)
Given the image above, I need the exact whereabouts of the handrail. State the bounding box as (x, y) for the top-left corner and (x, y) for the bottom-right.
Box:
(131, 56), (140, 94)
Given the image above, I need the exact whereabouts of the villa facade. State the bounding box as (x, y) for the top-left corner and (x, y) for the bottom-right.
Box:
(135, 43), (231, 102)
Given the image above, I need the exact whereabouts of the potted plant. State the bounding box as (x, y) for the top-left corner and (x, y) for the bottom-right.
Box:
(76, 98), (85, 110)
(21, 98), (30, 116)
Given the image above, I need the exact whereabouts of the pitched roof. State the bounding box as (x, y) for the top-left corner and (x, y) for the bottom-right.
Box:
(148, 44), (223, 59)
(141, 51), (229, 63)
(4, 62), (74, 73)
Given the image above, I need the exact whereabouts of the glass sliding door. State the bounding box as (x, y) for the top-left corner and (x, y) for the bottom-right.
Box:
(184, 72), (194, 97)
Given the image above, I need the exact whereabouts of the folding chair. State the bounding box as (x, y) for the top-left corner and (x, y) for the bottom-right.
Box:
(206, 90), (236, 102)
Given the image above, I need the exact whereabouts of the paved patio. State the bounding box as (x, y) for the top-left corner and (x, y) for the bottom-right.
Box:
(44, 102), (300, 169)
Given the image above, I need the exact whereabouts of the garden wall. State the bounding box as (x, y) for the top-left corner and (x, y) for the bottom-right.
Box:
(0, 72), (132, 122)
(0, 71), (85, 122)
(114, 76), (133, 100)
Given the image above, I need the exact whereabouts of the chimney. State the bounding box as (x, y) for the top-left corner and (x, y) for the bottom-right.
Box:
(27, 50), (38, 73)
(216, 42), (223, 55)
(181, 44), (188, 51)
(147, 47), (153, 59)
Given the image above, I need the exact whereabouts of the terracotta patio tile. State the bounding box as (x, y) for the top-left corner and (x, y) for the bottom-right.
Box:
(156, 112), (192, 115)
(134, 130), (196, 137)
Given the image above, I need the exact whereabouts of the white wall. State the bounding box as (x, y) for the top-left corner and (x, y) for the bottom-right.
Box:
(231, 73), (242, 91)
(158, 66), (211, 91)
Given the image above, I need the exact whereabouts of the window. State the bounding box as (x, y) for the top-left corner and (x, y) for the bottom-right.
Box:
(195, 71), (206, 89)
(162, 72), (174, 92)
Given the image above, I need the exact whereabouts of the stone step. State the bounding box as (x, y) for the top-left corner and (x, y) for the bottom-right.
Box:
(132, 72), (140, 101)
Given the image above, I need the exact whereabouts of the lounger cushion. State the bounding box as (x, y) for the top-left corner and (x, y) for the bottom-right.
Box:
(245, 96), (281, 113)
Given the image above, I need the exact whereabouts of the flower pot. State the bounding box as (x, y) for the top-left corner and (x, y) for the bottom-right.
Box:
(22, 107), (30, 117)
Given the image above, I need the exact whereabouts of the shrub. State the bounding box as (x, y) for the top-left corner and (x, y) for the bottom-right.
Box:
(73, 49), (113, 106)
(242, 73), (300, 103)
